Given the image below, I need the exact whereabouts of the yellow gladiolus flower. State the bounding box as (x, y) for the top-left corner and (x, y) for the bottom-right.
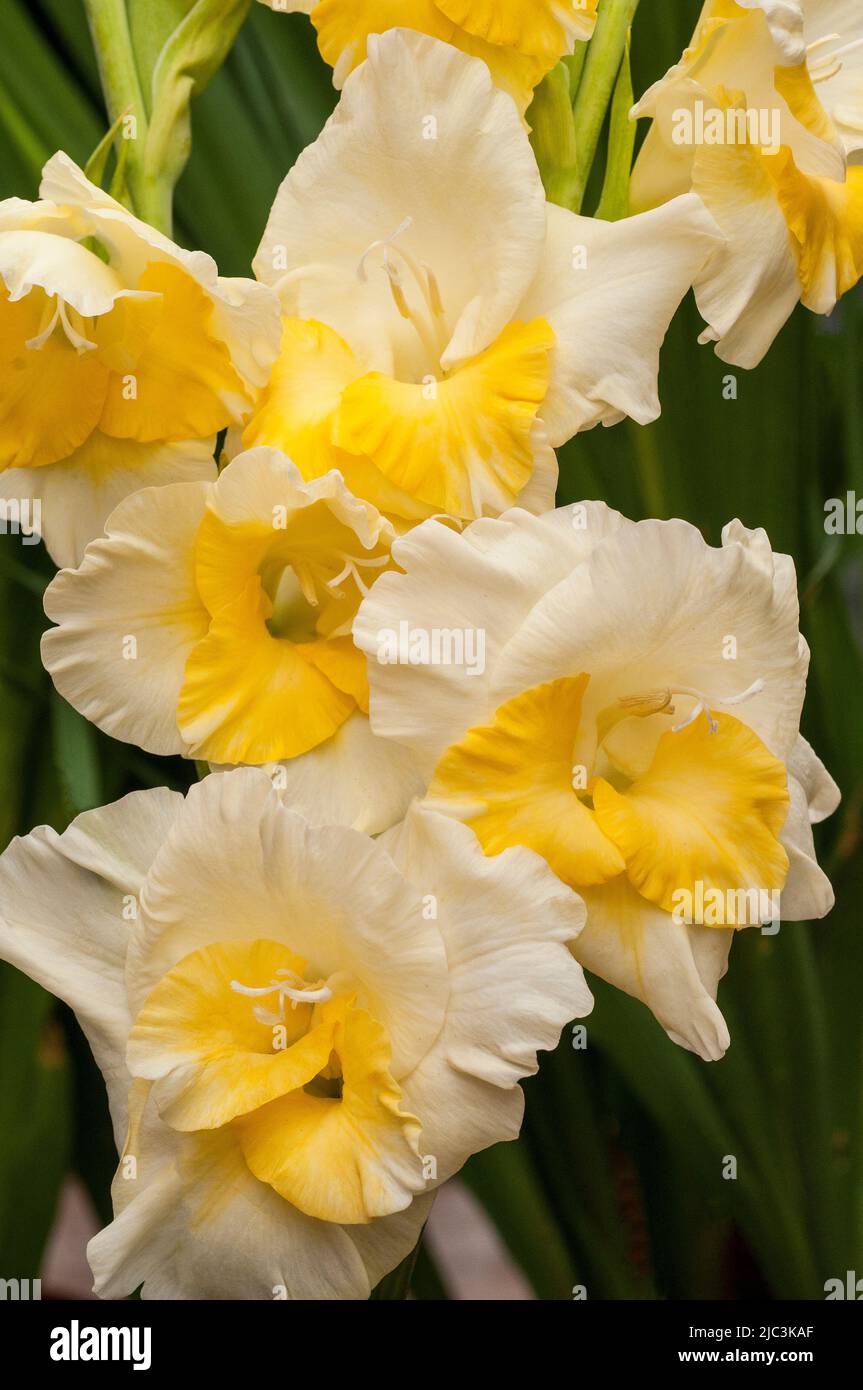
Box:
(0, 768), (591, 1298)
(244, 30), (719, 526)
(258, 1), (599, 115)
(631, 1), (863, 366)
(355, 502), (839, 1060)
(41, 446), (424, 832)
(0, 154), (281, 566)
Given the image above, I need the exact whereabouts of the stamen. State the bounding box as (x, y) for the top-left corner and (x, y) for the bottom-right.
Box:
(25, 295), (97, 352)
(806, 32), (863, 84)
(810, 58), (843, 83)
(25, 300), (61, 350)
(326, 551), (389, 598)
(356, 217), (449, 366)
(807, 33), (841, 57)
(425, 267), (445, 319)
(831, 35), (863, 61)
(230, 968), (332, 1020)
(58, 300), (97, 352)
(669, 678), (765, 736)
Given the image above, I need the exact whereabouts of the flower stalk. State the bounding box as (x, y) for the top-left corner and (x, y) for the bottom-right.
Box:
(82, 0), (162, 226)
(84, 0), (252, 236)
(572, 0), (641, 212)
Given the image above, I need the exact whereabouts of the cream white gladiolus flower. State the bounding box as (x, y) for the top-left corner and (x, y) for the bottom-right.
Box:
(243, 29), (721, 525)
(258, 0), (599, 115)
(631, 0), (863, 367)
(41, 446), (423, 833)
(0, 153), (281, 567)
(354, 502), (839, 1061)
(0, 767), (591, 1299)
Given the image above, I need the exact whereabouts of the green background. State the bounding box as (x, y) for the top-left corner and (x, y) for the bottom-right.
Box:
(0, 0), (860, 1299)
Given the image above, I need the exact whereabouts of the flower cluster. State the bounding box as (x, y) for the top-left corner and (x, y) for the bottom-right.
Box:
(0, 3), (850, 1299)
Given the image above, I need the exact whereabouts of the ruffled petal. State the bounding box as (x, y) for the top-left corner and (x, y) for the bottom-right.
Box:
(0, 790), (182, 1143)
(42, 480), (211, 756)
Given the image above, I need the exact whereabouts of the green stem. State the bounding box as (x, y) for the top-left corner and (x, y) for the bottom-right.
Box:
(83, 0), (172, 232)
(563, 44), (589, 109)
(572, 0), (640, 212)
(629, 420), (667, 518)
(84, 0), (147, 133)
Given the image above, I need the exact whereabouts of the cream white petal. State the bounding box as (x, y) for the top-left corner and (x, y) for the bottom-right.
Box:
(258, 711), (425, 835)
(780, 773), (836, 919)
(628, 106), (697, 212)
(40, 153), (222, 291)
(89, 1086), (378, 1301)
(787, 731), (841, 822)
(738, 0), (808, 63)
(688, 920), (735, 1000)
(778, 734), (840, 920)
(510, 423), (559, 515)
(631, 6), (844, 183)
(205, 275), (283, 392)
(385, 805), (592, 1179)
(520, 196), (721, 444)
(345, 1193), (436, 1291)
(211, 445), (394, 550)
(493, 515), (808, 765)
(128, 768), (450, 1078)
(356, 503), (630, 773)
(254, 30), (547, 371)
(0, 790), (182, 1144)
(42, 480), (211, 756)
(0, 196), (83, 237)
(0, 434), (216, 570)
(577, 877), (732, 1062)
(0, 226), (125, 315)
(689, 142), (802, 367)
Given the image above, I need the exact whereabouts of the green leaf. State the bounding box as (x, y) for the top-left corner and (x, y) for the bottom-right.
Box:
(83, 107), (128, 185)
(50, 693), (103, 815)
(0, 967), (71, 1276)
(0, 0), (103, 195)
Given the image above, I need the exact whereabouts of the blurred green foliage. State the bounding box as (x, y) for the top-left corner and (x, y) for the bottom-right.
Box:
(0, 0), (860, 1299)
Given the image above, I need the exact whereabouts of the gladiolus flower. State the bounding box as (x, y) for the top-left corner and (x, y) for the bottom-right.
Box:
(244, 30), (720, 525)
(354, 502), (839, 1060)
(0, 767), (591, 1298)
(632, 0), (863, 366)
(41, 447), (424, 832)
(0, 154), (280, 565)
